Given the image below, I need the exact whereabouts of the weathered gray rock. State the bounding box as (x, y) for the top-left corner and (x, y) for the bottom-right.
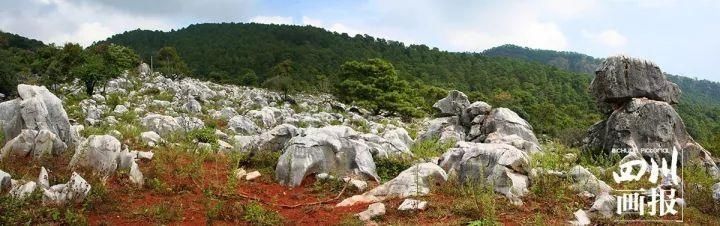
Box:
(589, 193), (616, 218)
(479, 108), (539, 150)
(568, 165), (612, 196)
(713, 182), (720, 201)
(275, 126), (380, 187)
(142, 114), (182, 136)
(584, 98), (719, 172)
(248, 107), (278, 128)
(461, 101), (492, 126)
(398, 198), (428, 211)
(0, 85), (72, 146)
(10, 180), (37, 199)
(175, 116), (204, 132)
(591, 56), (680, 104)
(433, 90), (470, 116)
(113, 105), (129, 114)
(0, 129), (38, 159)
(439, 142), (530, 205)
(38, 167), (49, 188)
(418, 117), (465, 143)
(141, 131), (163, 146)
(356, 203), (386, 221)
(69, 135), (122, 176)
(33, 129), (67, 158)
(42, 172), (91, 206)
(365, 163), (448, 199)
(250, 124), (300, 151)
(184, 98), (202, 114)
(380, 127), (414, 154)
(569, 209), (591, 226)
(228, 115), (260, 135)
(0, 169), (11, 191)
(17, 85), (72, 143)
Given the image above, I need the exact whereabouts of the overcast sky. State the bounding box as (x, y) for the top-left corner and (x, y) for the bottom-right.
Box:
(2, 0), (720, 82)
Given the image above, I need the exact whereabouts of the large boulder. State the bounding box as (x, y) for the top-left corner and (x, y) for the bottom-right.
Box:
(591, 56), (680, 104)
(275, 126), (380, 187)
(461, 101), (492, 126)
(417, 117), (465, 143)
(17, 85), (72, 143)
(479, 108), (539, 150)
(228, 115), (260, 135)
(439, 141), (530, 205)
(584, 98), (717, 167)
(433, 90), (470, 116)
(69, 135), (122, 175)
(250, 124), (300, 151)
(141, 114), (182, 136)
(365, 163), (448, 199)
(0, 85), (72, 147)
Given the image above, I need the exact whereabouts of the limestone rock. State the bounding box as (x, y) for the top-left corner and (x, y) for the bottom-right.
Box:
(433, 90), (470, 116)
(275, 126), (380, 187)
(42, 172), (91, 206)
(591, 56), (680, 104)
(569, 165), (612, 196)
(228, 115), (260, 135)
(397, 199), (428, 211)
(480, 108), (539, 149)
(69, 135), (122, 175)
(142, 114), (182, 137)
(365, 163), (447, 199)
(356, 203), (386, 221)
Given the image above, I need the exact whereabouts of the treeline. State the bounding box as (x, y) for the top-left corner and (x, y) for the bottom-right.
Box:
(483, 44), (720, 153)
(0, 31), (192, 97)
(102, 23), (602, 140)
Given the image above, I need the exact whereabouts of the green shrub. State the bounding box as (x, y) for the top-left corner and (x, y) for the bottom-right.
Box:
(237, 151), (282, 176)
(242, 201), (284, 225)
(375, 156), (413, 182)
(684, 165), (720, 216)
(411, 138), (455, 159)
(188, 127), (218, 144)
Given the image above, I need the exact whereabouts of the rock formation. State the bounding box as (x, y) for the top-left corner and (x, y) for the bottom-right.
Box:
(583, 55), (719, 177)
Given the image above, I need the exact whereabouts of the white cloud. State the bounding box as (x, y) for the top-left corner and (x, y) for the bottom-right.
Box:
(0, 0), (173, 46)
(249, 16), (293, 25)
(582, 29), (628, 48)
(300, 16), (359, 36)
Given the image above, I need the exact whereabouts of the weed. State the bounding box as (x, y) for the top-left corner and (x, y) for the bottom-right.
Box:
(133, 203), (183, 223)
(411, 138), (455, 159)
(242, 201), (284, 225)
(684, 165), (720, 216)
(188, 127), (218, 144)
(237, 151), (281, 177)
(375, 156), (413, 182)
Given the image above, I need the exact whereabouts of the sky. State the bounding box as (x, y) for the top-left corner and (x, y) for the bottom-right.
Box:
(2, 0), (720, 82)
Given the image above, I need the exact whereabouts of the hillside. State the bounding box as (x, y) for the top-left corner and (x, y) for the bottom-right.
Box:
(102, 23), (601, 140)
(0, 31), (45, 96)
(482, 44), (720, 151)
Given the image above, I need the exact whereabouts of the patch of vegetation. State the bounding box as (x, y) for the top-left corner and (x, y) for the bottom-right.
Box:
(106, 93), (124, 110)
(437, 179), (499, 224)
(375, 156), (413, 182)
(237, 151), (281, 177)
(684, 165), (720, 216)
(349, 119), (370, 133)
(155, 91), (174, 102)
(242, 201), (284, 226)
(188, 127), (218, 144)
(133, 203), (183, 223)
(411, 138), (455, 159)
(0, 190), (88, 225)
(206, 200), (244, 223)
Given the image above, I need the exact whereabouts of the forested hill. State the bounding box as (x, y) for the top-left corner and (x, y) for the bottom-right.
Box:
(483, 44), (602, 74)
(102, 23), (604, 138)
(481, 44), (720, 149)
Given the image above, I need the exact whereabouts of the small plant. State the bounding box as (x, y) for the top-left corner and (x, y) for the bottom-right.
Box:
(375, 156), (413, 182)
(188, 127), (218, 144)
(237, 151), (281, 176)
(242, 201), (284, 225)
(411, 138), (455, 159)
(133, 203), (183, 223)
(156, 91), (175, 102)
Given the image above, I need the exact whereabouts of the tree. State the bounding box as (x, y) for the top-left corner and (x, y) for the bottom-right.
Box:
(155, 46), (189, 79)
(71, 43), (139, 95)
(263, 60), (294, 100)
(337, 59), (422, 118)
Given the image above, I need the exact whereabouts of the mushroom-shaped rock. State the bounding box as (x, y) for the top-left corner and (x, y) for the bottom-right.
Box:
(591, 56), (680, 104)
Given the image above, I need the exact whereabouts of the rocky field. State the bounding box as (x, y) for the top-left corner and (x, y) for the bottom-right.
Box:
(1, 56), (720, 225)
